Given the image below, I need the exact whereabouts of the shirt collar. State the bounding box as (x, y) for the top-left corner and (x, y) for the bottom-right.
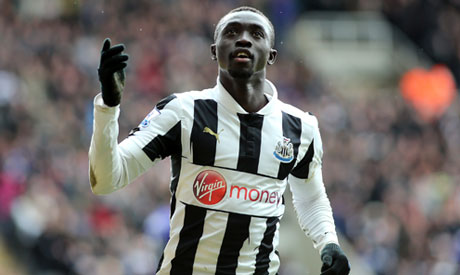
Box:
(214, 77), (278, 115)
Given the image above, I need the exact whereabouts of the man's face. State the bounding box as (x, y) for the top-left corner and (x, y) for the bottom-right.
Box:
(212, 11), (276, 79)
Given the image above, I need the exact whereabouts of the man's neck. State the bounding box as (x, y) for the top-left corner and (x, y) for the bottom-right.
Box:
(219, 71), (268, 113)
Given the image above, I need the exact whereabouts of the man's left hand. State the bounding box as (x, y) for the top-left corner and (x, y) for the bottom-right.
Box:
(320, 243), (350, 275)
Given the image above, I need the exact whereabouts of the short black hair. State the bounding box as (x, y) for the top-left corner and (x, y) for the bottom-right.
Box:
(214, 6), (275, 47)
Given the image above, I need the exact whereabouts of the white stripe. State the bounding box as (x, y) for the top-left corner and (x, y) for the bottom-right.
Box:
(156, 201), (186, 275)
(235, 216), (269, 274)
(214, 103), (240, 169)
(258, 109), (283, 178)
(193, 210), (228, 274)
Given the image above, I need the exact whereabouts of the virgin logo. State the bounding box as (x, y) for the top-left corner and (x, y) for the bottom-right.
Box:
(193, 170), (227, 205)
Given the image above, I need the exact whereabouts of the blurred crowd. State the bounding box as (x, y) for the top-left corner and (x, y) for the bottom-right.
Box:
(0, 0), (459, 275)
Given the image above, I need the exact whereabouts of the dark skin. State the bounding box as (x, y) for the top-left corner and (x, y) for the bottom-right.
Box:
(211, 11), (277, 113)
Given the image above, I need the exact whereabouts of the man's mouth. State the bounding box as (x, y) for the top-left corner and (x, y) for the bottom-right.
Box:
(232, 50), (252, 62)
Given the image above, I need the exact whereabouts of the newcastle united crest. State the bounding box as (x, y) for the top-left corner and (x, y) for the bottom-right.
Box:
(273, 137), (294, 163)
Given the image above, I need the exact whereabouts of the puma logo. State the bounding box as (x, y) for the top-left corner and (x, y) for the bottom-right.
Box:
(203, 127), (224, 142)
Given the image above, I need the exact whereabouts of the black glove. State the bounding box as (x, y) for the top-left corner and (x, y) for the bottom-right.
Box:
(320, 243), (350, 275)
(97, 38), (128, 107)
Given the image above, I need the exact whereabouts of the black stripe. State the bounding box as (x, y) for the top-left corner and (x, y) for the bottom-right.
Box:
(159, 146), (180, 274)
(191, 99), (218, 166)
(170, 121), (182, 197)
(290, 139), (314, 179)
(156, 94), (177, 110)
(216, 213), (251, 274)
(254, 217), (279, 274)
(170, 204), (207, 275)
(237, 113), (264, 174)
(277, 112), (302, 180)
(170, 193), (177, 219)
(142, 121), (181, 161)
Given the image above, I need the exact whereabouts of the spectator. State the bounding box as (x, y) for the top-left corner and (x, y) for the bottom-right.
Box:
(0, 0), (459, 274)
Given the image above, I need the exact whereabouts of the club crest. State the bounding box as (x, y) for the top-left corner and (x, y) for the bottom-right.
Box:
(273, 137), (294, 163)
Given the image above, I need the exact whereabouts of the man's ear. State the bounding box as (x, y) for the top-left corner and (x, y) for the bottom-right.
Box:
(211, 44), (217, 60)
(267, 48), (277, 65)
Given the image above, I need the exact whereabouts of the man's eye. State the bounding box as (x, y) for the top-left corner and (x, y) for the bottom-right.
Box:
(225, 29), (237, 35)
(253, 31), (264, 38)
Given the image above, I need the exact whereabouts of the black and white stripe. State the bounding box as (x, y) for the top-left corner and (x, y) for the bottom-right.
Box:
(125, 81), (319, 274)
(158, 202), (280, 275)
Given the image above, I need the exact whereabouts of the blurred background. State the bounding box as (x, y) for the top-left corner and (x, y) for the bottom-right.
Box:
(1, 0), (459, 274)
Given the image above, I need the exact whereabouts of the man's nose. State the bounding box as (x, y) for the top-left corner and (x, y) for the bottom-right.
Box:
(235, 32), (252, 47)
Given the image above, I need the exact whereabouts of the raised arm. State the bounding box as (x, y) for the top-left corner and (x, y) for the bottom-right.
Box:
(89, 38), (141, 194)
(88, 39), (182, 195)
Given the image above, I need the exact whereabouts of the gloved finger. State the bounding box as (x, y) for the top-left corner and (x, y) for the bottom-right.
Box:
(101, 54), (129, 68)
(321, 254), (333, 268)
(335, 259), (351, 274)
(334, 256), (349, 267)
(321, 263), (331, 272)
(339, 265), (351, 274)
(101, 44), (125, 61)
(101, 38), (111, 52)
(106, 62), (127, 74)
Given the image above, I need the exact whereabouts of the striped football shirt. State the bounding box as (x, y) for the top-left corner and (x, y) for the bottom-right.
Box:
(89, 78), (337, 275)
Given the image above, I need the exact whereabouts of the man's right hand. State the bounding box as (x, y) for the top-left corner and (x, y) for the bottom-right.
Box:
(98, 38), (128, 107)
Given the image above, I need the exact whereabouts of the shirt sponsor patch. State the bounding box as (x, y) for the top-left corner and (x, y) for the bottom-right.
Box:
(229, 185), (282, 207)
(193, 170), (227, 205)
